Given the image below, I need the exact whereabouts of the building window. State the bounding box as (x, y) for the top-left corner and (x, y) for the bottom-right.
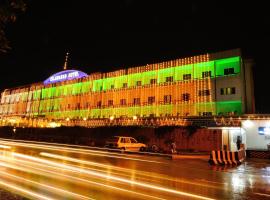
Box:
(148, 96), (155, 104)
(85, 102), (90, 108)
(108, 100), (113, 106)
(200, 112), (212, 116)
(224, 68), (235, 75)
(150, 79), (157, 84)
(133, 98), (140, 105)
(220, 88), (224, 95)
(166, 76), (173, 82)
(202, 71), (211, 78)
(149, 114), (155, 118)
(182, 93), (190, 101)
(111, 85), (114, 89)
(220, 87), (236, 95)
(123, 83), (128, 88)
(183, 74), (191, 80)
(100, 86), (103, 91)
(97, 101), (102, 107)
(198, 90), (210, 96)
(136, 81), (142, 86)
(75, 103), (80, 110)
(120, 99), (126, 105)
(230, 87), (236, 94)
(164, 95), (172, 104)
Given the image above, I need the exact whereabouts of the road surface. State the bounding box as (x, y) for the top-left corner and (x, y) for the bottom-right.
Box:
(0, 138), (270, 200)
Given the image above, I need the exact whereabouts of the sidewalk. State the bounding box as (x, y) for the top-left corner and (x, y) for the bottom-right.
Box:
(170, 152), (209, 160)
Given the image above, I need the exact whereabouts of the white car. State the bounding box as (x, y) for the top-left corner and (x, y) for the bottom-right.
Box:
(105, 136), (146, 152)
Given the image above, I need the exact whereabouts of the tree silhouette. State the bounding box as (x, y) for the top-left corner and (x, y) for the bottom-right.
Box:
(0, 0), (26, 53)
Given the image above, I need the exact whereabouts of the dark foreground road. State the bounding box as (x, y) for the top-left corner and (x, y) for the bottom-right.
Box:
(0, 138), (270, 200)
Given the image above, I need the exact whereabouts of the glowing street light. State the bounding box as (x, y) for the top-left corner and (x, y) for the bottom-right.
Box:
(109, 116), (114, 121)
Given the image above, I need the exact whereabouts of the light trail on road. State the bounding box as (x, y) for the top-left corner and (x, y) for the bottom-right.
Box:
(0, 178), (55, 200)
(1, 138), (270, 200)
(12, 152), (215, 200)
(0, 139), (217, 200)
(0, 140), (231, 190)
(0, 139), (165, 164)
(0, 138), (173, 157)
(0, 157), (166, 200)
(0, 144), (11, 149)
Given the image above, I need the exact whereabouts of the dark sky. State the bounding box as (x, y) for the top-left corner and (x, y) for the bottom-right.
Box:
(1, 1), (270, 113)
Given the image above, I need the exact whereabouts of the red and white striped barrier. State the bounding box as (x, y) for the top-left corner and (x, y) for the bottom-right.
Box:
(209, 149), (245, 165)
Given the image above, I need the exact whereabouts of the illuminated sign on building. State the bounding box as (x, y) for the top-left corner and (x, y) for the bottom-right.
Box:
(44, 70), (88, 85)
(258, 127), (270, 135)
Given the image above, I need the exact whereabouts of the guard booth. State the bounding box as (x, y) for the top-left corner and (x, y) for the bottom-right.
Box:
(221, 127), (246, 151)
(208, 127), (246, 151)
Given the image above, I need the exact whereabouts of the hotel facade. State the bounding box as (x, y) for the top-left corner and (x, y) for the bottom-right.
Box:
(0, 49), (255, 127)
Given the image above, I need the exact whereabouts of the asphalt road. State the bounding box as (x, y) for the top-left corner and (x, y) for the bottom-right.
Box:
(0, 138), (270, 200)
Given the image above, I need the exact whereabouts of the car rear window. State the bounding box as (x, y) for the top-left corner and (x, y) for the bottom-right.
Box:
(130, 138), (137, 143)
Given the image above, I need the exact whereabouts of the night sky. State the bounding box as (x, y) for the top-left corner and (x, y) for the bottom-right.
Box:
(1, 1), (270, 113)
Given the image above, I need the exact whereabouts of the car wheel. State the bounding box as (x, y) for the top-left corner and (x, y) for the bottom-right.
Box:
(140, 147), (146, 152)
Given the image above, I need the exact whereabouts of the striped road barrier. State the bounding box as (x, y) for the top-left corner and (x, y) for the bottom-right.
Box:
(209, 149), (246, 165)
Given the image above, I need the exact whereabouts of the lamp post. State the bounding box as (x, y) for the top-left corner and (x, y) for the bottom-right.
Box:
(66, 117), (70, 126)
(83, 117), (87, 127)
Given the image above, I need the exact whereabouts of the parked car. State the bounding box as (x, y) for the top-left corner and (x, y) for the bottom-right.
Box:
(105, 136), (147, 152)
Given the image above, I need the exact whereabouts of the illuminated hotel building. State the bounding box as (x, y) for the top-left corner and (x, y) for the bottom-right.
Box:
(0, 49), (254, 127)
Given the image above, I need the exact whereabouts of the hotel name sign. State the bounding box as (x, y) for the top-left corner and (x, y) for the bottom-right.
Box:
(44, 70), (88, 85)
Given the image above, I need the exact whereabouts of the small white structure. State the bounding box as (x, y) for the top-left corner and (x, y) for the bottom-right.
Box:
(208, 127), (246, 151)
(242, 119), (270, 150)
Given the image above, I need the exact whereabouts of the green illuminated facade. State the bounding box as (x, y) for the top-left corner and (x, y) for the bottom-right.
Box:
(0, 49), (255, 125)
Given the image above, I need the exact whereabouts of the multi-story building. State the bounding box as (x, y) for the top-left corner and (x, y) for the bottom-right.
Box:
(0, 49), (255, 127)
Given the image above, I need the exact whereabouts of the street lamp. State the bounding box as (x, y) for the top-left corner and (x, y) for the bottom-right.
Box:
(66, 117), (70, 126)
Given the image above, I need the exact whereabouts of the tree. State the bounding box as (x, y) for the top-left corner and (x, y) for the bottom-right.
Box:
(0, 0), (26, 53)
